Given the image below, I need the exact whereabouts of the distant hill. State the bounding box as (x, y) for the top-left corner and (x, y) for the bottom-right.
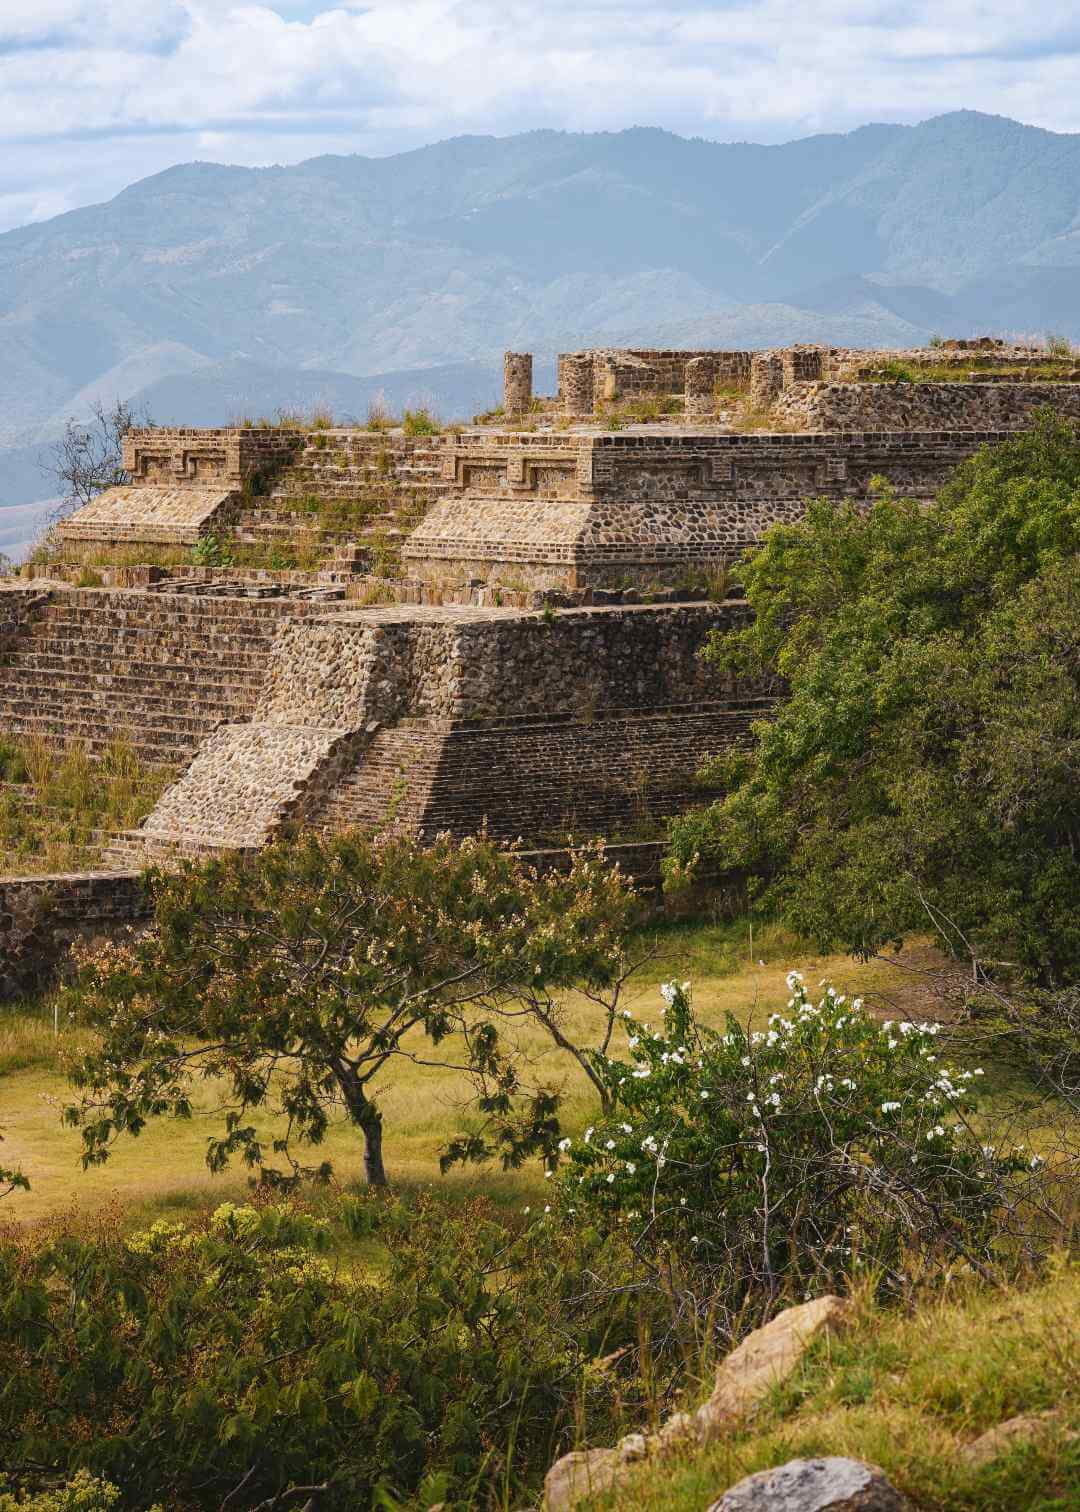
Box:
(2, 108), (1080, 548)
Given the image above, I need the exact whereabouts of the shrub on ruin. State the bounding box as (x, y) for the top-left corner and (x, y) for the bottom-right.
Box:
(402, 406), (440, 436)
(548, 978), (1036, 1324)
(671, 414), (1080, 987)
(62, 831), (635, 1187)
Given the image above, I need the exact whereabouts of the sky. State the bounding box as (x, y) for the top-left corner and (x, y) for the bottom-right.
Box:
(1, 0), (1080, 234)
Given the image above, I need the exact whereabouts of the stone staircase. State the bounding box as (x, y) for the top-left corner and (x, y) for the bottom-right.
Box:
(268, 431), (441, 512)
(0, 589), (319, 767)
(229, 430), (442, 573)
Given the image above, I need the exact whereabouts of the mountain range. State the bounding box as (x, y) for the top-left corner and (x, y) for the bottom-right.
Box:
(3, 108), (1080, 554)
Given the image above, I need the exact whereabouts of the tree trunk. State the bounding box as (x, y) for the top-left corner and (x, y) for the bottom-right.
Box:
(335, 1062), (389, 1187)
(359, 1103), (388, 1188)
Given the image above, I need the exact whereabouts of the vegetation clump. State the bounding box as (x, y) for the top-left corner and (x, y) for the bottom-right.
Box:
(671, 414), (1080, 989)
(0, 737), (169, 873)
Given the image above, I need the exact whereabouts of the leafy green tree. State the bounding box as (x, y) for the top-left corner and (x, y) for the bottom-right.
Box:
(670, 415), (1080, 986)
(63, 831), (634, 1187)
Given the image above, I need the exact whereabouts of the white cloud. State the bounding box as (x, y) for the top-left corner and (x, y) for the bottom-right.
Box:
(1, 0), (1079, 231)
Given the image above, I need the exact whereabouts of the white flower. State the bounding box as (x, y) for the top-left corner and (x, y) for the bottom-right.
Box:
(741, 1056), (751, 1068)
(544, 1204), (551, 1213)
(690, 1235), (699, 1244)
(680, 1197), (688, 1206)
(606, 1173), (615, 1184)
(786, 970), (804, 990)
(752, 1104), (761, 1118)
(523, 1206), (531, 1214)
(626, 1162), (636, 1174)
(880, 1102), (901, 1114)
(544, 1170), (553, 1180)
(627, 1036), (639, 1049)
(660, 981), (678, 1007)
(700, 1090), (710, 1100)
(584, 1126), (594, 1142)
(605, 1139), (616, 1150)
(620, 1123), (633, 1134)
(632, 1067), (651, 1079)
(558, 1137), (572, 1152)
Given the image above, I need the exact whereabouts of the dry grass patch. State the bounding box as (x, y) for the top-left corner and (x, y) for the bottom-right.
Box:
(589, 1264), (1080, 1511)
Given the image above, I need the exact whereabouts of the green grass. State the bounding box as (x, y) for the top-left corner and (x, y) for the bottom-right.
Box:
(586, 1264), (1080, 1510)
(0, 917), (1043, 1230)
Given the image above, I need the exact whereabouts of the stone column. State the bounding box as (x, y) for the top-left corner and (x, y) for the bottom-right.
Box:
(783, 345), (826, 386)
(560, 354), (595, 416)
(503, 351), (533, 417)
(684, 355), (720, 418)
(750, 351), (784, 409)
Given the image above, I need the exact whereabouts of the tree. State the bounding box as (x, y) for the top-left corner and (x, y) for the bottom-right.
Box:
(44, 397), (152, 521)
(63, 831), (635, 1187)
(669, 414), (1080, 986)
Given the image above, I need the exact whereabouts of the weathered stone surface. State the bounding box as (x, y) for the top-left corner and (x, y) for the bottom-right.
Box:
(774, 381), (1080, 433)
(0, 870), (146, 1000)
(959, 1410), (1072, 1466)
(406, 428), (1020, 592)
(707, 1457), (907, 1511)
(542, 1299), (853, 1511)
(543, 1447), (622, 1511)
(707, 1295), (851, 1421)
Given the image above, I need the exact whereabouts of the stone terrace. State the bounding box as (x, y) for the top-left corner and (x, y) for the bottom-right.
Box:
(0, 587), (324, 765)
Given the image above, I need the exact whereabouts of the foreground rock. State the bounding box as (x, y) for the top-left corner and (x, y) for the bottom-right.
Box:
(706, 1457), (908, 1511)
(959, 1410), (1072, 1466)
(544, 1297), (851, 1510)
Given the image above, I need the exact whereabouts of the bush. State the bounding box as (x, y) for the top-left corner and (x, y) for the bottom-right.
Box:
(0, 1472), (134, 1511)
(550, 978), (1033, 1319)
(402, 407), (440, 437)
(0, 1196), (643, 1510)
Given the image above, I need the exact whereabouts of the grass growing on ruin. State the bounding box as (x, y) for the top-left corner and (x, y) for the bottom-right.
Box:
(585, 1262), (1080, 1511)
(860, 359), (1080, 384)
(0, 737), (170, 874)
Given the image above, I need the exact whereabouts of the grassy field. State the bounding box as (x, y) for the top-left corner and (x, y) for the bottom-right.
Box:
(0, 916), (1017, 1231)
(588, 1263), (1080, 1511)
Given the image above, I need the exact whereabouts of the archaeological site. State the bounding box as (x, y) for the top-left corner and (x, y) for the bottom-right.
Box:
(3, 335), (1078, 985)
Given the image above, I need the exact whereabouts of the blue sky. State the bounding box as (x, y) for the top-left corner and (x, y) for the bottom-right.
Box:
(1, 1), (1079, 233)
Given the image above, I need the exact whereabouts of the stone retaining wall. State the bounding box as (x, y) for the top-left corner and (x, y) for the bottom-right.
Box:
(259, 602), (749, 727)
(773, 382), (1080, 431)
(0, 869), (146, 999)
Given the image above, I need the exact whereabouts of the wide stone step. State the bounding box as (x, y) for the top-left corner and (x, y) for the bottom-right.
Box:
(7, 650), (273, 680)
(23, 627), (281, 658)
(0, 693), (230, 733)
(0, 715), (206, 762)
(0, 671), (260, 712)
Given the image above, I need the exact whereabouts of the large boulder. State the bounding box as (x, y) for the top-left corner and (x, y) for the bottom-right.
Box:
(544, 1297), (851, 1508)
(674, 1294), (850, 1447)
(706, 1456), (908, 1511)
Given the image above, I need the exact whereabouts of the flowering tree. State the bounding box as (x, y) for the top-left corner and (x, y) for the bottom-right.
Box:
(550, 975), (1034, 1321)
(62, 831), (634, 1188)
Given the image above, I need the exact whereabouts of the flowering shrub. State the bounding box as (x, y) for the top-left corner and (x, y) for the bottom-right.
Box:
(552, 975), (1030, 1306)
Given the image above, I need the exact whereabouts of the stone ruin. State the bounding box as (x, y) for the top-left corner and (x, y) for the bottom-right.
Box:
(3, 336), (1080, 971)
